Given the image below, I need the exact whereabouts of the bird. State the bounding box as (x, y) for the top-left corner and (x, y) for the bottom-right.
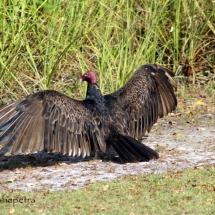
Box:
(0, 64), (177, 163)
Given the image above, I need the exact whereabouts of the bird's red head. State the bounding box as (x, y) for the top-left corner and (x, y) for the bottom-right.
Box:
(80, 71), (97, 84)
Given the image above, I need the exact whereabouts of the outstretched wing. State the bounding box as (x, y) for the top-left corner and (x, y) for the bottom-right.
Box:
(105, 64), (177, 140)
(0, 90), (106, 158)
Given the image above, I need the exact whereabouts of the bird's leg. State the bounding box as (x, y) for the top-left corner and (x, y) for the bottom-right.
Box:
(94, 150), (99, 159)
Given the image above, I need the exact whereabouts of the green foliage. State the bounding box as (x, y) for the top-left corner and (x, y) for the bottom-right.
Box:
(0, 166), (215, 214)
(0, 0), (214, 103)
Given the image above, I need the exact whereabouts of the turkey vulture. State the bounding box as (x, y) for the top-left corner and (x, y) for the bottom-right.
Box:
(0, 64), (177, 163)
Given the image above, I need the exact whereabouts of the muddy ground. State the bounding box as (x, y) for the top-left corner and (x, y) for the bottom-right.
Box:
(0, 96), (214, 192)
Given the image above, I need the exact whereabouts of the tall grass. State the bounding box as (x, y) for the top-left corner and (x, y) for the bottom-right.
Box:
(0, 0), (214, 104)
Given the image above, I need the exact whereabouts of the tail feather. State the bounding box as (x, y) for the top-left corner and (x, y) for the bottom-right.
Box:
(111, 138), (138, 163)
(109, 134), (159, 163)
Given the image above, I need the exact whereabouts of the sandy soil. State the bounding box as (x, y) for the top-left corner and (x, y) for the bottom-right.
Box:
(0, 99), (214, 192)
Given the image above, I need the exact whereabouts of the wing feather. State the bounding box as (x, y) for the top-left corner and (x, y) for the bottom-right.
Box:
(105, 64), (177, 140)
(0, 90), (106, 158)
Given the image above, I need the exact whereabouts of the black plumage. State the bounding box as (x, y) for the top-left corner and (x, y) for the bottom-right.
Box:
(0, 64), (177, 162)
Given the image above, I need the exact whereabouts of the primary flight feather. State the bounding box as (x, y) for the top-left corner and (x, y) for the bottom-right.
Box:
(0, 64), (177, 163)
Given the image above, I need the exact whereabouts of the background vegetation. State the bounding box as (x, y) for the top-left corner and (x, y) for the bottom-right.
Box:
(0, 0), (214, 105)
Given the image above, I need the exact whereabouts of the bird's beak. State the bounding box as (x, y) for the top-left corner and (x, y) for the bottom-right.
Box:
(79, 77), (84, 83)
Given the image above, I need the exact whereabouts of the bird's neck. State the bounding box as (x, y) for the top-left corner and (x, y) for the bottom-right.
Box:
(86, 84), (104, 103)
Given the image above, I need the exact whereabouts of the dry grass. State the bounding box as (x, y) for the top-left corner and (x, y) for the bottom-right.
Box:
(0, 0), (214, 106)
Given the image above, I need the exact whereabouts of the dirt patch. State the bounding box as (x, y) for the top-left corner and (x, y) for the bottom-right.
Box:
(0, 111), (214, 192)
